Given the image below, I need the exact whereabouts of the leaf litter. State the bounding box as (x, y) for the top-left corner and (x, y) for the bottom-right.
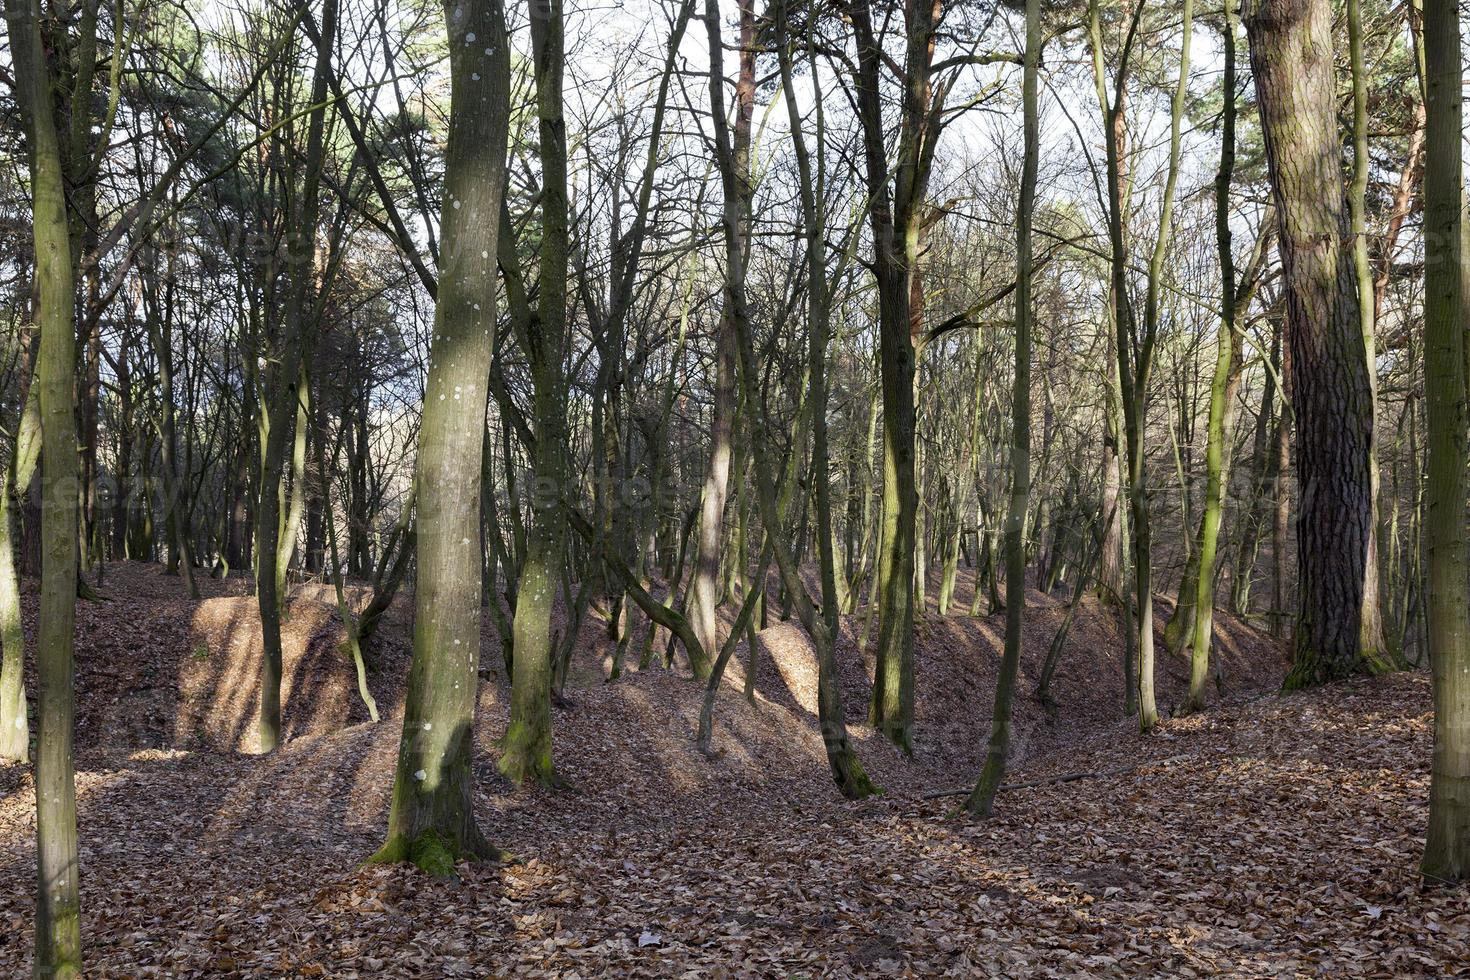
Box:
(0, 564), (1465, 976)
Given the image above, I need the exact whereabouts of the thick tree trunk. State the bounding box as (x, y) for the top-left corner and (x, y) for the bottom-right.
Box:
(370, 0), (511, 874)
(1246, 0), (1382, 687)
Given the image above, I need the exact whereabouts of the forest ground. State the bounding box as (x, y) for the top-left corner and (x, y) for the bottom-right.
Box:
(0, 563), (1466, 976)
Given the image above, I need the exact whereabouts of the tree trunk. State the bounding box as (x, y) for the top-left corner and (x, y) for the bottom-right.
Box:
(851, 0), (924, 753)
(689, 0), (754, 678)
(255, 0), (336, 751)
(1419, 0), (1470, 885)
(1185, 0), (1239, 712)
(1346, 0), (1390, 666)
(1246, 0), (1383, 687)
(770, 5), (870, 799)
(0, 385), (38, 761)
(370, 0), (511, 875)
(966, 0), (1037, 818)
(501, 0), (571, 788)
(4, 0), (83, 966)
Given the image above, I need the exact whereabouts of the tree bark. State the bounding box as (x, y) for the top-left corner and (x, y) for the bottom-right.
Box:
(1419, 0), (1470, 885)
(4, 0), (84, 967)
(370, 0), (511, 875)
(967, 0), (1037, 818)
(501, 0), (572, 788)
(1245, 0), (1383, 687)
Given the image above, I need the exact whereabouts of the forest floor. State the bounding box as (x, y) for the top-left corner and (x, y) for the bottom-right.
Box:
(0, 562), (1467, 976)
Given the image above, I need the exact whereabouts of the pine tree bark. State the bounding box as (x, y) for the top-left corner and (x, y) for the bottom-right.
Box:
(1245, 0), (1382, 687)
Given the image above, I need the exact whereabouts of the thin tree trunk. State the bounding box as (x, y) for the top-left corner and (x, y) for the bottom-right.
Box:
(5, 0), (83, 965)
(0, 385), (38, 762)
(501, 0), (572, 788)
(1419, 0), (1470, 885)
(688, 0), (754, 679)
(851, 0), (924, 753)
(967, 0), (1037, 818)
(1184, 0), (1239, 712)
(1347, 0), (1389, 666)
(255, 0), (336, 751)
(722, 0), (876, 796)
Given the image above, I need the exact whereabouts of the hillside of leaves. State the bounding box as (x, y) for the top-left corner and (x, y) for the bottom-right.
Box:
(0, 564), (1466, 976)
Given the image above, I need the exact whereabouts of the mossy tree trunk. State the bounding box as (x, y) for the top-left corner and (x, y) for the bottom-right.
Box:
(501, 0), (571, 789)
(1185, 0), (1240, 712)
(371, 0), (511, 874)
(4, 0), (83, 969)
(850, 0), (925, 754)
(1132, 0), (1192, 729)
(0, 384), (39, 762)
(1419, 0), (1470, 886)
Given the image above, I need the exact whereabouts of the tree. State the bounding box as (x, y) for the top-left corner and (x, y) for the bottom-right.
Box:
(1245, 0), (1382, 688)
(3, 0), (83, 970)
(256, 0), (338, 753)
(1419, 0), (1470, 886)
(501, 0), (572, 788)
(848, 0), (931, 753)
(772, 0), (876, 798)
(1184, 0), (1244, 712)
(369, 0), (512, 876)
(687, 0), (755, 680)
(0, 384), (39, 762)
(1089, 0), (1193, 728)
(966, 0), (1037, 819)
